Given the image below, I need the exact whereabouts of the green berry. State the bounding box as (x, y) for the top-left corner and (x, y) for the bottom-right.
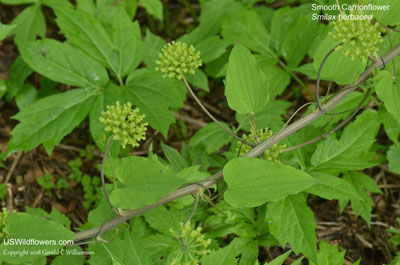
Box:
(99, 101), (148, 149)
(329, 11), (383, 62)
(155, 41), (202, 80)
(237, 129), (285, 163)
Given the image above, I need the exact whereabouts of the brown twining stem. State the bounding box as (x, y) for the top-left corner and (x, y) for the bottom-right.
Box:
(181, 73), (256, 147)
(184, 191), (200, 226)
(72, 43), (400, 246)
(316, 46), (338, 111)
(101, 138), (119, 216)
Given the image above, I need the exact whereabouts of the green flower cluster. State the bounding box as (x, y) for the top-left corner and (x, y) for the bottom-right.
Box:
(0, 208), (10, 241)
(99, 101), (148, 149)
(237, 129), (285, 163)
(329, 12), (383, 61)
(169, 222), (211, 265)
(155, 41), (202, 80)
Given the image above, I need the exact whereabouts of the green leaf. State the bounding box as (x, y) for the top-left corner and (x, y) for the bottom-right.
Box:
(201, 242), (238, 265)
(179, 0), (236, 45)
(98, 4), (143, 76)
(266, 193), (317, 263)
(17, 39), (109, 88)
(0, 213), (75, 264)
(25, 206), (71, 228)
(7, 88), (97, 156)
(143, 29), (166, 69)
(221, 9), (272, 55)
(15, 83), (37, 109)
(236, 100), (290, 132)
(110, 156), (184, 209)
(257, 57), (291, 99)
(225, 42), (269, 115)
(139, 0), (163, 20)
(264, 250), (291, 265)
(88, 230), (152, 265)
(343, 171), (382, 226)
(369, 0), (400, 26)
(55, 8), (124, 79)
(76, 0), (96, 14)
(388, 145), (400, 174)
(5, 56), (33, 101)
(223, 158), (317, 207)
(281, 15), (318, 68)
(160, 142), (188, 171)
(178, 165), (210, 183)
(185, 69), (209, 92)
(125, 69), (186, 137)
(306, 171), (363, 200)
(195, 36), (230, 64)
(143, 205), (187, 235)
(311, 110), (380, 172)
(190, 122), (233, 154)
(310, 240), (345, 265)
(0, 23), (16, 41)
(313, 35), (365, 85)
(11, 4), (45, 41)
(376, 71), (400, 124)
(380, 106), (400, 146)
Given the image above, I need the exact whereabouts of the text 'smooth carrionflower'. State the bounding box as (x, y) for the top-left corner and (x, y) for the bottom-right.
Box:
(168, 222), (211, 265)
(99, 101), (148, 149)
(237, 128), (285, 163)
(329, 11), (383, 62)
(155, 41), (202, 80)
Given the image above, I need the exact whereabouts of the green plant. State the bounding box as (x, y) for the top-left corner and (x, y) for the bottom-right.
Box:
(0, 0), (400, 264)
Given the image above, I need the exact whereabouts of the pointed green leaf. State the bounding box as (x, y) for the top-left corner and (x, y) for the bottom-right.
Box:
(110, 156), (185, 209)
(201, 243), (238, 265)
(0, 23), (16, 41)
(221, 9), (272, 55)
(17, 39), (109, 88)
(370, 0), (400, 25)
(306, 171), (363, 200)
(160, 142), (188, 171)
(311, 110), (380, 171)
(310, 240), (345, 265)
(11, 4), (45, 41)
(264, 251), (291, 265)
(0, 213), (74, 264)
(7, 88), (97, 156)
(225, 43), (269, 115)
(139, 0), (163, 20)
(55, 8), (123, 78)
(266, 194), (317, 263)
(223, 158), (317, 207)
(376, 71), (400, 124)
(190, 122), (233, 154)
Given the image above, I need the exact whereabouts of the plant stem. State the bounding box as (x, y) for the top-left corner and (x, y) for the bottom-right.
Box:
(101, 138), (119, 216)
(281, 87), (372, 153)
(316, 46), (337, 110)
(181, 74), (255, 147)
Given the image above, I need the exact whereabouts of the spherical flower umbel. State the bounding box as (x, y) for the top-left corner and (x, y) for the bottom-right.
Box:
(99, 101), (148, 149)
(155, 41), (202, 80)
(329, 11), (383, 62)
(237, 129), (285, 163)
(168, 222), (211, 265)
(0, 208), (10, 241)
